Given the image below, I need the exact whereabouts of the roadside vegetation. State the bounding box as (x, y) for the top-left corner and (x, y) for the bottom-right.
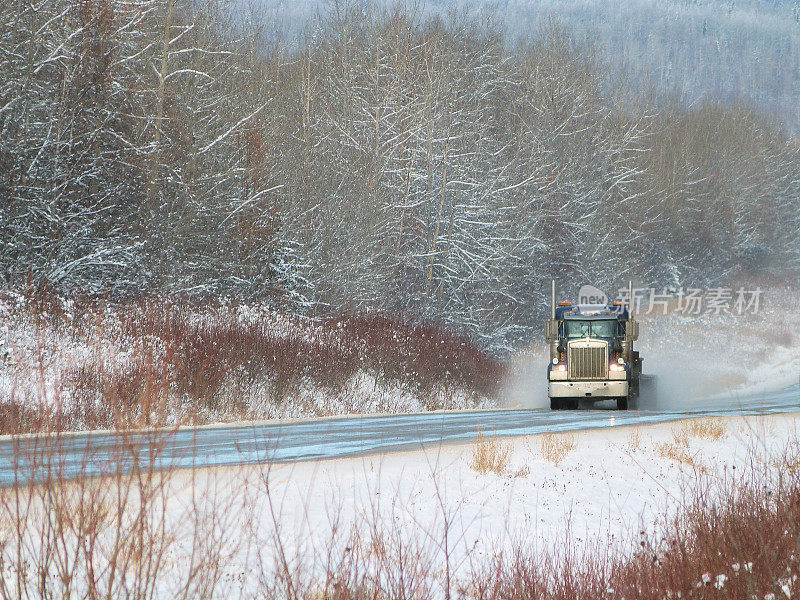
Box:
(0, 287), (504, 434)
(538, 432), (577, 466)
(470, 432), (513, 475)
(0, 420), (798, 598)
(655, 419), (728, 471)
(471, 449), (800, 600)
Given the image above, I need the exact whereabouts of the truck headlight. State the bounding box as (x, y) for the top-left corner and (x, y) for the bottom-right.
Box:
(549, 362), (568, 380)
(609, 363), (625, 372)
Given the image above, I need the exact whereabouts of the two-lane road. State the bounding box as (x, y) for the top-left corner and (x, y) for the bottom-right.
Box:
(1, 385), (797, 486)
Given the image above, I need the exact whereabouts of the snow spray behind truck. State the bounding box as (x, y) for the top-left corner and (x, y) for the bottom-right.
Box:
(545, 281), (654, 410)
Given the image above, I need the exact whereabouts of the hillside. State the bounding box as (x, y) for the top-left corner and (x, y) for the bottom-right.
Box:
(258, 0), (800, 134)
(2, 0), (799, 351)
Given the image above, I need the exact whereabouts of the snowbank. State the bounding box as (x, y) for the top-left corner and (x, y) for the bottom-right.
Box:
(2, 412), (797, 598)
(199, 412), (799, 590)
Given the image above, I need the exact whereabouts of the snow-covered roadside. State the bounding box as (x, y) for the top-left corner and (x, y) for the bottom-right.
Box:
(0, 293), (499, 430)
(191, 412), (799, 592)
(739, 344), (800, 396)
(3, 413), (798, 598)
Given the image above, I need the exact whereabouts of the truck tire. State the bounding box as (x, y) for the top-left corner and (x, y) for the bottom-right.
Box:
(550, 397), (562, 410)
(616, 396), (628, 411)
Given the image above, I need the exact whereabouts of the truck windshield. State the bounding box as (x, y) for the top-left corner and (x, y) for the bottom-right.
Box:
(564, 320), (618, 339)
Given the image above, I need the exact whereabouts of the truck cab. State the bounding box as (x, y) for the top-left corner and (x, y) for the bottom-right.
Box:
(546, 286), (642, 410)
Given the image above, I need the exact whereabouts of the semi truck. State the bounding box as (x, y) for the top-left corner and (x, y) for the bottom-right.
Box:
(546, 281), (644, 410)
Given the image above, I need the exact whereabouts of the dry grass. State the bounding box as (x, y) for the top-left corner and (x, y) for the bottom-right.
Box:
(470, 432), (513, 475)
(686, 417), (727, 440)
(657, 426), (705, 471)
(626, 427), (642, 450)
(775, 440), (800, 475)
(539, 432), (576, 466)
(512, 465), (531, 478)
(778, 456), (800, 475)
(656, 419), (726, 470)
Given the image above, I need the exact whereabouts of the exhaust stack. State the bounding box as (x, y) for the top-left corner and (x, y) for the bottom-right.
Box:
(628, 280), (633, 325)
(547, 279), (558, 360)
(624, 280), (638, 362)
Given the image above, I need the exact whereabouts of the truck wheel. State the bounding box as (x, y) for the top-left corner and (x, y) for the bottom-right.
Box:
(550, 398), (562, 410)
(616, 396), (628, 411)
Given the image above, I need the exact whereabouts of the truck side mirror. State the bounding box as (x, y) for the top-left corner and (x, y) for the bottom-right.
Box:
(626, 321), (639, 341)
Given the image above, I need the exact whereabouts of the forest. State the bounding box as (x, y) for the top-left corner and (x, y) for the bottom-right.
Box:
(1, 0), (799, 350)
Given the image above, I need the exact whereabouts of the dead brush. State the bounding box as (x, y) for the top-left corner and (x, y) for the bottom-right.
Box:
(334, 313), (506, 398)
(469, 445), (800, 600)
(686, 417), (727, 440)
(470, 432), (513, 475)
(539, 432), (576, 466)
(4, 296), (505, 435)
(775, 440), (800, 474)
(657, 426), (705, 471)
(626, 427), (642, 451)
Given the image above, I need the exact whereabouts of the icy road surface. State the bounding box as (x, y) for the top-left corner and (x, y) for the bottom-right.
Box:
(0, 385), (798, 485)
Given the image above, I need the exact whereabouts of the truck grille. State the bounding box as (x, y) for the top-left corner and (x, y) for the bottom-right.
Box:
(568, 343), (607, 379)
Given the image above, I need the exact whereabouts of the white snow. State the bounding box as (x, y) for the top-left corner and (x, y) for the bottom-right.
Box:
(637, 288), (800, 405)
(3, 412), (798, 598)
(181, 412), (799, 593)
(739, 344), (800, 396)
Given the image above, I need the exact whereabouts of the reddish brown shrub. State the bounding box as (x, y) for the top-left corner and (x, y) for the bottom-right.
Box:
(21, 299), (505, 433)
(333, 313), (505, 397)
(467, 464), (800, 600)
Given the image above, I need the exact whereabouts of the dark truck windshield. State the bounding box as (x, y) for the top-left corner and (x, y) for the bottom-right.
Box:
(564, 319), (618, 339)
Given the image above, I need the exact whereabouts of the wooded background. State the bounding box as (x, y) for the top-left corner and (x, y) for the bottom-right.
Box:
(1, 0), (798, 350)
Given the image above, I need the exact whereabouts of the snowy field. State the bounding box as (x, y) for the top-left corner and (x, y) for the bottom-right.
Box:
(214, 412), (799, 574)
(2, 412), (799, 598)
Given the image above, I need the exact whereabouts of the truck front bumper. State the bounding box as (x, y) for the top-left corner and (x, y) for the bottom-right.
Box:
(548, 380), (628, 398)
